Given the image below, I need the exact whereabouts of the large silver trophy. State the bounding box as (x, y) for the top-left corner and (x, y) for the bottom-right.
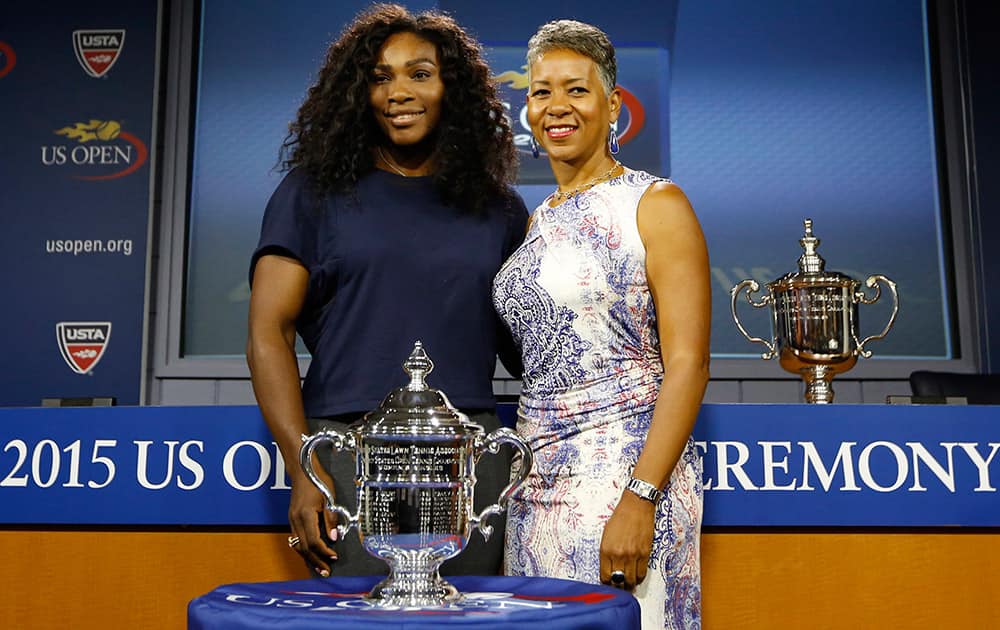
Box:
(299, 342), (532, 608)
(730, 219), (899, 403)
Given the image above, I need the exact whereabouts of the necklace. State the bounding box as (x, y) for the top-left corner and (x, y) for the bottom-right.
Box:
(550, 160), (622, 203)
(377, 146), (410, 177)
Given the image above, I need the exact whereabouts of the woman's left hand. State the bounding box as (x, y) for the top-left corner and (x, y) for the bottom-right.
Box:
(599, 490), (656, 591)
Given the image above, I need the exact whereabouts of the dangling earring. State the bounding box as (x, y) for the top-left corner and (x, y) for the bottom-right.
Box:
(529, 135), (540, 159)
(608, 126), (620, 155)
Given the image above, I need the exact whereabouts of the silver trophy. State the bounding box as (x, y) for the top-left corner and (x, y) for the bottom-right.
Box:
(730, 219), (899, 403)
(299, 341), (532, 608)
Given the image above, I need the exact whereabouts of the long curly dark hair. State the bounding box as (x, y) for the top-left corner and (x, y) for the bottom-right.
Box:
(279, 3), (518, 213)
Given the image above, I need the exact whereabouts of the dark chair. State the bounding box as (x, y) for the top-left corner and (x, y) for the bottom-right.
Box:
(909, 371), (1000, 405)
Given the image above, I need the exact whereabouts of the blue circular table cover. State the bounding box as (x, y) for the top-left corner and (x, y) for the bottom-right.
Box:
(188, 574), (640, 629)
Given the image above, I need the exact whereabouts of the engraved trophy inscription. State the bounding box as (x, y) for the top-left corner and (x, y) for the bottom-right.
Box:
(730, 219), (899, 403)
(299, 342), (533, 608)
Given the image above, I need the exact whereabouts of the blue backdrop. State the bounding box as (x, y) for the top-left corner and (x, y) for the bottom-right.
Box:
(182, 0), (949, 363)
(0, 1), (956, 407)
(0, 2), (158, 406)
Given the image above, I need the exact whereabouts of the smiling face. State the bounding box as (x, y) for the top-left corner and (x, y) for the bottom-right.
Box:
(527, 48), (621, 166)
(369, 31), (445, 149)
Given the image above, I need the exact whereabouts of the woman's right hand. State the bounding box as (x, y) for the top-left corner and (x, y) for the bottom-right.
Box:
(288, 467), (339, 576)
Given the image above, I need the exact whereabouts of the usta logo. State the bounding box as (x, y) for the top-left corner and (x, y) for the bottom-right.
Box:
(73, 29), (125, 78)
(56, 322), (112, 375)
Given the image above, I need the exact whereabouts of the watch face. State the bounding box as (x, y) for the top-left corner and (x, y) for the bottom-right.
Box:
(627, 478), (661, 502)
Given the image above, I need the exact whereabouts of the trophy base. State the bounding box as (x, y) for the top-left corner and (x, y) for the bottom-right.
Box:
(367, 573), (461, 609)
(366, 553), (462, 609)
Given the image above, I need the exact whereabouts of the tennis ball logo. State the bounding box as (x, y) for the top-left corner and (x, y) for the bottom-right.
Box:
(95, 120), (121, 141)
(55, 119), (121, 143)
(47, 119), (149, 180)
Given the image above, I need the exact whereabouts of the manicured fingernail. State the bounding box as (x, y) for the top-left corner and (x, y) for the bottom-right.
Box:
(329, 529), (338, 541)
(319, 569), (330, 577)
(330, 553), (338, 561)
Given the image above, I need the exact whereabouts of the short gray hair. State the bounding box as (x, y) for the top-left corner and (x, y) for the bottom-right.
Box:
(526, 20), (617, 95)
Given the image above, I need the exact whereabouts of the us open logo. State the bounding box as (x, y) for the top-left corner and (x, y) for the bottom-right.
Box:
(0, 40), (15, 79)
(41, 119), (149, 180)
(73, 29), (125, 78)
(56, 322), (111, 374)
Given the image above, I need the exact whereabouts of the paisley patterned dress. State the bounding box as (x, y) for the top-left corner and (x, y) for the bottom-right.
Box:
(492, 168), (702, 629)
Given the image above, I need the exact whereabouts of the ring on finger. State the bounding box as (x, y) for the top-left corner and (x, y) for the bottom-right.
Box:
(287, 535), (301, 548)
(610, 570), (626, 587)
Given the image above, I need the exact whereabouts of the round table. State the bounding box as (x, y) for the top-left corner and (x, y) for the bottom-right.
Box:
(188, 574), (640, 629)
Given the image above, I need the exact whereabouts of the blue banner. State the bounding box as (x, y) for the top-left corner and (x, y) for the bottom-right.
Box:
(1, 404), (997, 527)
(696, 404), (1000, 526)
(0, 2), (158, 406)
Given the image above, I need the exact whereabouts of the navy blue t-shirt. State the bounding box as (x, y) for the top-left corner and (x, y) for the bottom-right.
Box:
(250, 168), (528, 418)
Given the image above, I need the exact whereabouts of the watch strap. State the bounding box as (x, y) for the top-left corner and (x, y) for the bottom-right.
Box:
(625, 476), (663, 503)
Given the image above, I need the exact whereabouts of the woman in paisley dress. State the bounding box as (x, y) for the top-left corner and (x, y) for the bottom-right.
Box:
(493, 20), (710, 629)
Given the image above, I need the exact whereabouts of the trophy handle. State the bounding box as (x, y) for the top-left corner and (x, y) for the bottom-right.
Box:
(299, 429), (359, 539)
(469, 427), (533, 541)
(853, 274), (899, 358)
(729, 279), (776, 359)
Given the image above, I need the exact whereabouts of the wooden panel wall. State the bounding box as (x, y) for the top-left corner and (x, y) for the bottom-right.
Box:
(1, 530), (996, 628)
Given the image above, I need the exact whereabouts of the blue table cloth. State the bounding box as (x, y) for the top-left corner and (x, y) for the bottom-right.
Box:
(188, 575), (640, 629)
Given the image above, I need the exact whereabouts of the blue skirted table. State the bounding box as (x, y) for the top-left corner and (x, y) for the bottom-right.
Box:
(188, 575), (640, 629)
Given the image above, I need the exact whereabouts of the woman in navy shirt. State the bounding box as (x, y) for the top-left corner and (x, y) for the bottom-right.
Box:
(247, 4), (526, 578)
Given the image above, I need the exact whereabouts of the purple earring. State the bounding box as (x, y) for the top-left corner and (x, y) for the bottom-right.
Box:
(609, 127), (620, 155)
(529, 135), (540, 159)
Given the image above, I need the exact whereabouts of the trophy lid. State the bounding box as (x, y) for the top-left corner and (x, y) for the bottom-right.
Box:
(770, 219), (856, 289)
(357, 341), (480, 437)
(797, 218), (825, 273)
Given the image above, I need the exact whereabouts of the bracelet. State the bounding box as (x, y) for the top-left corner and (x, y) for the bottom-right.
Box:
(625, 476), (663, 503)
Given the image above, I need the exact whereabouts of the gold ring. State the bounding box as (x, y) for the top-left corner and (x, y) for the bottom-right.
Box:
(287, 535), (301, 548)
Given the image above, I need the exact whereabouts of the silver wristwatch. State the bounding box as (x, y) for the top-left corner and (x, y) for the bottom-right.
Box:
(625, 476), (663, 503)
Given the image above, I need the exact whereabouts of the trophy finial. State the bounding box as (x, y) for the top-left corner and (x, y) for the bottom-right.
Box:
(403, 341), (434, 390)
(798, 218), (826, 273)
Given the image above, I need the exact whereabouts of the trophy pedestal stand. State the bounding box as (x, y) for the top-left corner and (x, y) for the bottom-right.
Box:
(801, 365), (835, 404)
(367, 551), (462, 608)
